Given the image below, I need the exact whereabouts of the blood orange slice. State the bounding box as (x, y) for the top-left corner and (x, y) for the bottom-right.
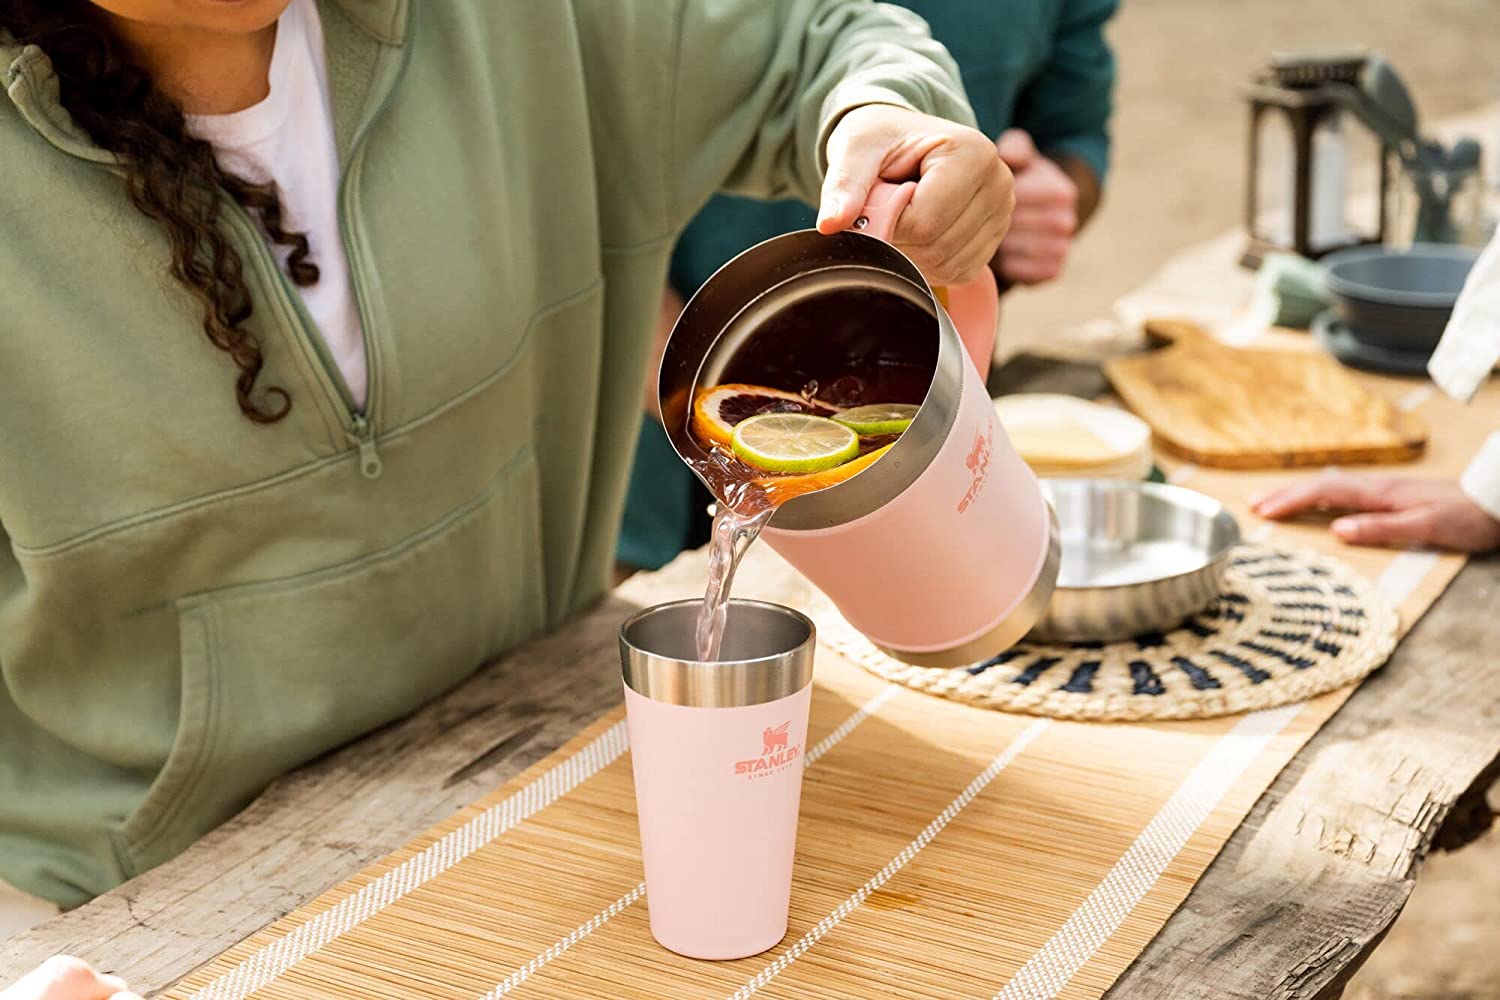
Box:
(757, 443), (895, 503)
(690, 383), (838, 449)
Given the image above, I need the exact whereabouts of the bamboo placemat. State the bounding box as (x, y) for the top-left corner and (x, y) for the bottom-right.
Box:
(165, 629), (1331, 1000)
(163, 336), (1498, 1000)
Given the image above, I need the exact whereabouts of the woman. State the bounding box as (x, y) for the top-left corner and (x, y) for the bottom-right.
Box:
(0, 0), (1014, 992)
(1254, 231), (1500, 553)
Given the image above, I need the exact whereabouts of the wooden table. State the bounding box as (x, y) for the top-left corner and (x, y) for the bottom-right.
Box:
(4, 262), (1499, 999)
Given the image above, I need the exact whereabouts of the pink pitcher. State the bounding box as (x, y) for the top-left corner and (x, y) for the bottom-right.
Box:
(659, 184), (1059, 668)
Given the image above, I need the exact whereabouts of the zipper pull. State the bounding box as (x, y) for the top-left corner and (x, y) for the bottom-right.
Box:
(350, 415), (383, 480)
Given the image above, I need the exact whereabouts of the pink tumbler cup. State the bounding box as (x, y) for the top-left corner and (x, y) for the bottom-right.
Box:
(620, 599), (816, 960)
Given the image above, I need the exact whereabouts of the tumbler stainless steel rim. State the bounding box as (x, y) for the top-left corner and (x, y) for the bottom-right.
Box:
(620, 599), (816, 708)
(658, 229), (964, 531)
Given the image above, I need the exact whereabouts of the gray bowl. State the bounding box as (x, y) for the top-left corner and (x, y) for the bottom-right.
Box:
(1027, 480), (1241, 643)
(1322, 243), (1478, 350)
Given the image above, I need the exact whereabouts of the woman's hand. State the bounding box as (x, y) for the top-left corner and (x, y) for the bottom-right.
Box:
(818, 105), (1014, 286)
(1251, 474), (1500, 553)
(0, 956), (141, 1000)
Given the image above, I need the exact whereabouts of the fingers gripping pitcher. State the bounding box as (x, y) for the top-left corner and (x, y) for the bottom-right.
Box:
(660, 182), (1060, 668)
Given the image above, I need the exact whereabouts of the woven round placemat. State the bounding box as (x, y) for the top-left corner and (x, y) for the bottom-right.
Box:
(816, 544), (1399, 721)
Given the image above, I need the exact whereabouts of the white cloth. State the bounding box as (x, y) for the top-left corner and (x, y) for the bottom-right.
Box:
(0, 878), (58, 942)
(188, 0), (368, 407)
(1460, 432), (1500, 522)
(1429, 230), (1500, 520)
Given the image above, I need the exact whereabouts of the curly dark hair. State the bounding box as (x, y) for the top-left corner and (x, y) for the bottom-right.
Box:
(3, 0), (318, 422)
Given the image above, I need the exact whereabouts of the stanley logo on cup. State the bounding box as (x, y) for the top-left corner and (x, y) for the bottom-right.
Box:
(734, 721), (801, 778)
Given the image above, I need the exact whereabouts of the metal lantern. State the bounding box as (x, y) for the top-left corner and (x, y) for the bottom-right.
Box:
(1242, 51), (1391, 268)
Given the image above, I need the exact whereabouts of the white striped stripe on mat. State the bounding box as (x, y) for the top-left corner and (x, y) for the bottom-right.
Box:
(1376, 550), (1439, 607)
(727, 719), (1054, 999)
(991, 703), (1301, 999)
(186, 723), (630, 1000)
(481, 685), (900, 998)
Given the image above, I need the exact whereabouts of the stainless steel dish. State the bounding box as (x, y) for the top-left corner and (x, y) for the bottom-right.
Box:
(1027, 479), (1241, 643)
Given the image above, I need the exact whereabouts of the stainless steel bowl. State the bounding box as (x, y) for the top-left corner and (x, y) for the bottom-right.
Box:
(1026, 480), (1241, 643)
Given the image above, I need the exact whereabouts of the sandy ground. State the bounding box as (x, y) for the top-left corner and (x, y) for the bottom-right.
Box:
(1013, 2), (1500, 996)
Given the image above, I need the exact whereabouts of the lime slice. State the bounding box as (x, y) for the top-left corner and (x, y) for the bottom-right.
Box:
(731, 413), (860, 474)
(832, 403), (919, 436)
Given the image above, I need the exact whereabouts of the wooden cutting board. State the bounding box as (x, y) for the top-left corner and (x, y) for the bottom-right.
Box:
(1104, 319), (1428, 468)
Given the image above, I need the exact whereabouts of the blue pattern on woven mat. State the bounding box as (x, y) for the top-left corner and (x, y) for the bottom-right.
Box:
(1128, 660), (1166, 695)
(1182, 618), (1218, 638)
(1270, 615), (1362, 636)
(967, 648), (1024, 676)
(1061, 660), (1101, 693)
(1239, 639), (1316, 670)
(1276, 601), (1330, 613)
(1208, 649), (1272, 684)
(1171, 655), (1221, 690)
(1012, 656), (1062, 686)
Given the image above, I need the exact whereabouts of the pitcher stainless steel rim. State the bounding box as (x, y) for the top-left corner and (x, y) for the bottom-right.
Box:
(620, 599), (815, 708)
(658, 229), (964, 531)
(871, 503), (1061, 669)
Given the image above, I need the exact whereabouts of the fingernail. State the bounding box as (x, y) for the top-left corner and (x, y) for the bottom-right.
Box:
(1331, 517), (1357, 539)
(1248, 491), (1268, 507)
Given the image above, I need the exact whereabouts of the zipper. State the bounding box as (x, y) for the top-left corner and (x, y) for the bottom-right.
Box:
(332, 26), (415, 481)
(350, 413), (383, 479)
(220, 22), (413, 482)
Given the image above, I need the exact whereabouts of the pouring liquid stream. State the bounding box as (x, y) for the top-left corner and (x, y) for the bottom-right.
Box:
(696, 490), (776, 662)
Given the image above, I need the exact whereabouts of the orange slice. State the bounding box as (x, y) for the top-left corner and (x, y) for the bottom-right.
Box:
(691, 383), (833, 449)
(757, 443), (894, 504)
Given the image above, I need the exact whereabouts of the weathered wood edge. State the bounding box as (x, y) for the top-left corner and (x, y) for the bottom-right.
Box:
(0, 593), (642, 993)
(1105, 554), (1500, 1000)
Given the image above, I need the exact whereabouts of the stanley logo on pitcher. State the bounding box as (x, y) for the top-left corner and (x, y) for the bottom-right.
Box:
(958, 423), (993, 513)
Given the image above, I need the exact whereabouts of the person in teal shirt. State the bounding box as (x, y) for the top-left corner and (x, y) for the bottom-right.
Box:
(619, 0), (1119, 572)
